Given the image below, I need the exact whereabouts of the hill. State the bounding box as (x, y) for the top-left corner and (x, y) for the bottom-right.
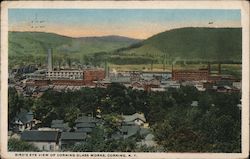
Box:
(115, 27), (242, 63)
(8, 31), (140, 67)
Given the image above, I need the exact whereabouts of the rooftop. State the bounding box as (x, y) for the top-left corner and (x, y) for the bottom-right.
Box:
(61, 132), (87, 141)
(75, 116), (98, 123)
(51, 120), (64, 125)
(21, 130), (59, 142)
(122, 113), (146, 123)
(75, 122), (96, 128)
(14, 109), (33, 124)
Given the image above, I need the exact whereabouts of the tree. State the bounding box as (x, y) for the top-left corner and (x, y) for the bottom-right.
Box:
(65, 106), (81, 128)
(8, 87), (21, 121)
(8, 138), (39, 152)
(102, 114), (123, 138)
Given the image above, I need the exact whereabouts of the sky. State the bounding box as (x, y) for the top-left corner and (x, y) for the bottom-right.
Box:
(9, 9), (241, 39)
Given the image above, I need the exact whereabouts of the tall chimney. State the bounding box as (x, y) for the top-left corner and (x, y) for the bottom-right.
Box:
(207, 62), (211, 74)
(218, 63), (221, 75)
(47, 48), (53, 71)
(105, 61), (109, 79)
(163, 54), (166, 71)
(171, 64), (174, 80)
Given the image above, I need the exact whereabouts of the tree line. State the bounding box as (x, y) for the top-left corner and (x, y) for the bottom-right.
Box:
(8, 84), (241, 152)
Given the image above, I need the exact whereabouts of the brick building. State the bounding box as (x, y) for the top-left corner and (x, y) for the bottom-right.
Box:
(83, 69), (105, 85)
(26, 69), (105, 86)
(172, 69), (209, 81)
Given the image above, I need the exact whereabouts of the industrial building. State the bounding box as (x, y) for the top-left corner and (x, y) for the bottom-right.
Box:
(171, 63), (226, 82)
(26, 48), (105, 87)
(46, 70), (84, 80)
(172, 69), (209, 81)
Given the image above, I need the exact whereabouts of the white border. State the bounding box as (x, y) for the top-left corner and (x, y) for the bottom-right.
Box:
(1, 1), (249, 159)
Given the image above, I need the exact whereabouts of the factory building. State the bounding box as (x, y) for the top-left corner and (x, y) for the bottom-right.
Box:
(46, 70), (84, 80)
(83, 69), (105, 85)
(172, 69), (209, 81)
(25, 48), (105, 87)
(171, 63), (223, 81)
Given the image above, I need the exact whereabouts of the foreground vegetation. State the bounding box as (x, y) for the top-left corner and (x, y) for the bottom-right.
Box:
(9, 84), (241, 152)
(8, 138), (39, 152)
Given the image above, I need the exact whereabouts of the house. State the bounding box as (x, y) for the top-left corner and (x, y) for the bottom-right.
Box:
(20, 130), (60, 151)
(74, 115), (99, 134)
(75, 115), (99, 124)
(150, 87), (165, 92)
(111, 122), (151, 140)
(121, 125), (140, 139)
(194, 84), (206, 91)
(75, 122), (96, 135)
(60, 132), (87, 149)
(131, 82), (144, 91)
(233, 81), (241, 90)
(137, 133), (157, 147)
(191, 101), (198, 107)
(51, 120), (70, 132)
(122, 113), (147, 127)
(11, 109), (36, 132)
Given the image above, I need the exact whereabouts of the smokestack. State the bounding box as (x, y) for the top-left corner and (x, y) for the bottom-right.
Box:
(105, 61), (109, 79)
(151, 60), (153, 71)
(171, 64), (174, 80)
(47, 48), (53, 71)
(207, 62), (211, 74)
(218, 63), (221, 75)
(163, 54), (166, 71)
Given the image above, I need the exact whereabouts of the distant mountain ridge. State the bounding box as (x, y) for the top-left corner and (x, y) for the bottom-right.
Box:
(8, 27), (242, 68)
(115, 27), (242, 63)
(9, 31), (141, 56)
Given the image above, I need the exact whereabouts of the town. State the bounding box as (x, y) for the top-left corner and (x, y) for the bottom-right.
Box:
(9, 48), (241, 97)
(8, 48), (242, 152)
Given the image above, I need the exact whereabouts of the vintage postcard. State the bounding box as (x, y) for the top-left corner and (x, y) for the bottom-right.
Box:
(1, 1), (249, 159)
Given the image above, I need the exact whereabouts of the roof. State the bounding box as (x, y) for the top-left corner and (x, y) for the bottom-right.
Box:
(121, 125), (140, 138)
(139, 128), (150, 136)
(51, 120), (64, 125)
(75, 116), (98, 123)
(75, 122), (96, 128)
(21, 130), (59, 142)
(14, 109), (33, 124)
(75, 128), (93, 133)
(61, 132), (87, 141)
(191, 101), (198, 107)
(122, 113), (146, 123)
(51, 123), (70, 131)
(111, 133), (123, 140)
(122, 121), (135, 126)
(145, 133), (155, 140)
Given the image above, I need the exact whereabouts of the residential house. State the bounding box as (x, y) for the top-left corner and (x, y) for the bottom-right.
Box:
(51, 120), (70, 132)
(74, 115), (99, 134)
(75, 122), (96, 135)
(191, 101), (199, 107)
(137, 133), (157, 147)
(233, 81), (241, 90)
(113, 124), (151, 140)
(121, 125), (140, 139)
(122, 113), (147, 127)
(60, 132), (87, 149)
(131, 82), (144, 91)
(11, 109), (36, 132)
(20, 130), (60, 151)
